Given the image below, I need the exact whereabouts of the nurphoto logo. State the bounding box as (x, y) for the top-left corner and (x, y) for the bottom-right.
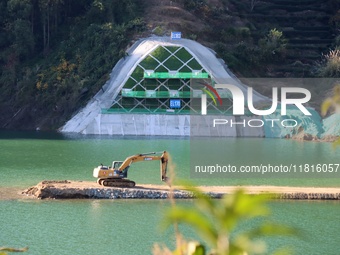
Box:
(200, 84), (312, 128)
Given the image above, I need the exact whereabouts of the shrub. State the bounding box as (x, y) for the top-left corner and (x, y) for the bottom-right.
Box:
(153, 185), (298, 255)
(153, 26), (164, 36)
(258, 28), (287, 63)
(319, 48), (340, 77)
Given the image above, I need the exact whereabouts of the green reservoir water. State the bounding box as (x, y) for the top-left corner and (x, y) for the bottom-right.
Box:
(0, 131), (339, 254)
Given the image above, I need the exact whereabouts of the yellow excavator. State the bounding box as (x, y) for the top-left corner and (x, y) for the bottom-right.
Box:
(93, 151), (169, 187)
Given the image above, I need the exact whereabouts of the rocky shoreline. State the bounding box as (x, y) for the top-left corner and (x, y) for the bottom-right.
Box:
(23, 180), (198, 199)
(22, 180), (340, 200)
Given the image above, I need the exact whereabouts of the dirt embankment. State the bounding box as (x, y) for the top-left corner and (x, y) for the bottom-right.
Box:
(21, 180), (340, 200)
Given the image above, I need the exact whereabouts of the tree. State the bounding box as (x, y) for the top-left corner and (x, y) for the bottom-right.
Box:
(250, 0), (259, 12)
(38, 0), (65, 53)
(258, 28), (287, 63)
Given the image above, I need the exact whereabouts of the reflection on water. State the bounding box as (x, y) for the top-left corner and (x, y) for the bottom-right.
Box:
(1, 131), (339, 188)
(0, 131), (339, 254)
(0, 187), (25, 200)
(0, 198), (339, 255)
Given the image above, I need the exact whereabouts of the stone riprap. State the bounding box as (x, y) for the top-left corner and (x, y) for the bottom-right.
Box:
(23, 180), (197, 199)
(278, 192), (340, 200)
(22, 180), (340, 200)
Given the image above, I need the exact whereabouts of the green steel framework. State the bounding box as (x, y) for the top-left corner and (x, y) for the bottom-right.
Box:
(108, 45), (233, 114)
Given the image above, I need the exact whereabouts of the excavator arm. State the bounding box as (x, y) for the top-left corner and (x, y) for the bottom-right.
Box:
(118, 151), (169, 182)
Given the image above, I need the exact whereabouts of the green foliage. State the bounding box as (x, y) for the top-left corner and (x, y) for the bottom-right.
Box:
(219, 27), (252, 45)
(330, 9), (340, 29)
(236, 27), (251, 38)
(249, 0), (260, 12)
(34, 18), (142, 111)
(215, 28), (287, 74)
(318, 48), (340, 77)
(184, 0), (207, 11)
(183, 0), (214, 20)
(233, 42), (261, 67)
(188, 34), (198, 41)
(0, 0), (145, 129)
(153, 26), (164, 36)
(321, 85), (340, 147)
(333, 137), (340, 147)
(214, 43), (241, 70)
(0, 247), (28, 255)
(258, 28), (287, 63)
(154, 186), (298, 255)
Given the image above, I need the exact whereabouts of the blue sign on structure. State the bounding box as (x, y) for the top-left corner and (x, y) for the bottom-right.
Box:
(171, 32), (181, 40)
(170, 99), (181, 109)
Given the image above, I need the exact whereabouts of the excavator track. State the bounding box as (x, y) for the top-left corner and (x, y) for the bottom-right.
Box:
(97, 178), (136, 188)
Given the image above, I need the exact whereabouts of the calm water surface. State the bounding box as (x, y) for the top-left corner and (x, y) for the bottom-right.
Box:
(0, 131), (339, 254)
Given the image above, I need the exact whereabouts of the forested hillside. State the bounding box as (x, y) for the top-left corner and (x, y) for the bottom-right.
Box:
(0, 0), (339, 130)
(0, 0), (144, 129)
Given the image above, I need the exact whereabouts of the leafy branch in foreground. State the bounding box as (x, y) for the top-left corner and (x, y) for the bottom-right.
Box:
(0, 247), (28, 255)
(321, 85), (340, 116)
(153, 186), (298, 255)
(321, 84), (340, 147)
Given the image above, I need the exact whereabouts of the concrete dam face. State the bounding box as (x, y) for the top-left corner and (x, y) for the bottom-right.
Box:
(60, 36), (335, 138)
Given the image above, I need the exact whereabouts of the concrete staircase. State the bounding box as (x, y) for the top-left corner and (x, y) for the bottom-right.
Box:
(231, 0), (335, 77)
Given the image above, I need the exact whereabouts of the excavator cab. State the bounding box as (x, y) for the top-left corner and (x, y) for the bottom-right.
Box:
(112, 161), (129, 178)
(112, 161), (123, 169)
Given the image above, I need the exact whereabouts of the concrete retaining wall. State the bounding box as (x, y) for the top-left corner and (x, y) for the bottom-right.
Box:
(61, 37), (270, 134)
(81, 113), (265, 137)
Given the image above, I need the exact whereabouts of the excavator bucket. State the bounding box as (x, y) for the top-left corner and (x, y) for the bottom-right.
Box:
(160, 151), (169, 182)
